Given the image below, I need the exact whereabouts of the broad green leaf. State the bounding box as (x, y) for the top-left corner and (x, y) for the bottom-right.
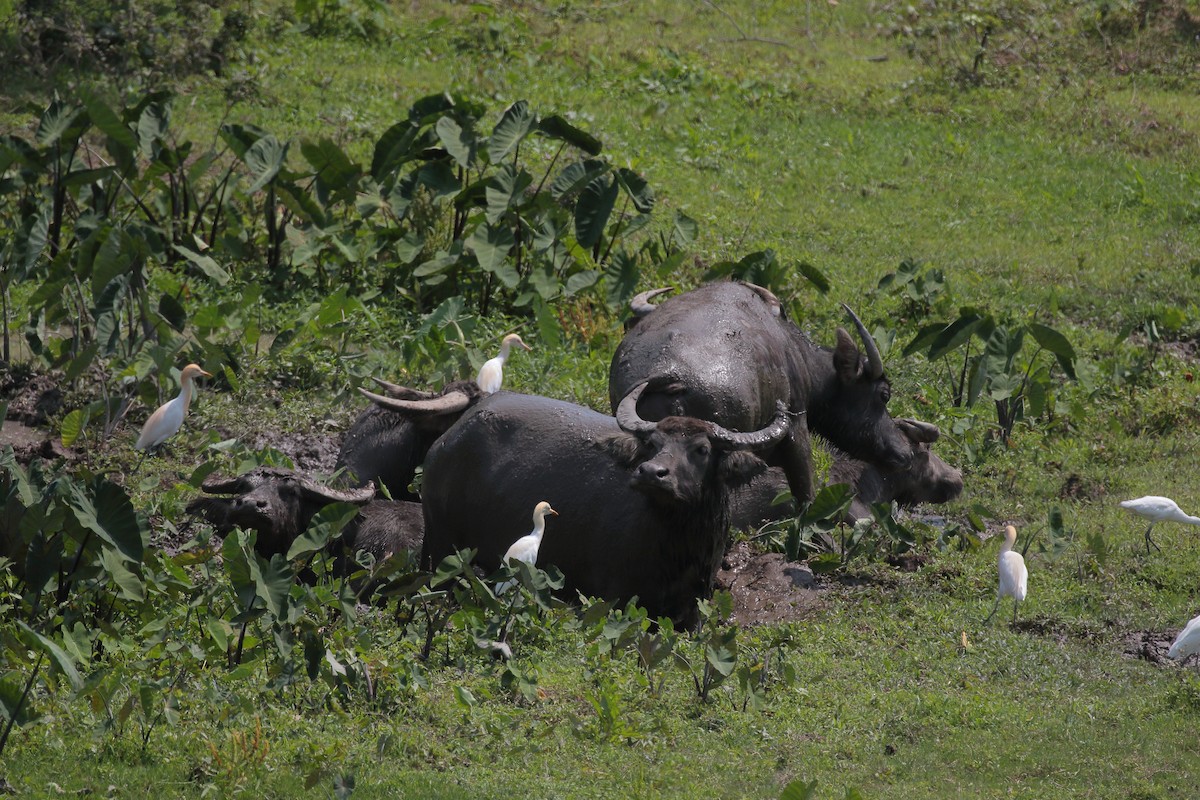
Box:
(799, 483), (855, 525)
(417, 161), (461, 201)
(488, 100), (535, 163)
(928, 313), (985, 361)
(705, 640), (737, 678)
(1028, 322), (1077, 379)
(219, 122), (270, 159)
(81, 91), (137, 171)
(286, 502), (363, 560)
(564, 269), (599, 296)
(797, 261), (831, 294)
(604, 250), (640, 310)
(248, 552), (293, 620)
(454, 685), (476, 710)
(173, 244), (231, 286)
(158, 293), (187, 332)
(435, 116), (476, 169)
(485, 163), (533, 224)
(533, 297), (562, 348)
(301, 137), (361, 197)
(537, 115), (603, 155)
(551, 159), (607, 199)
(673, 211), (698, 248)
(90, 226), (135, 299)
(100, 546), (146, 601)
(371, 120), (418, 179)
(467, 223), (519, 288)
(60, 408), (87, 447)
(68, 479), (145, 563)
(779, 778), (819, 800)
(136, 100), (171, 157)
(222, 532), (258, 609)
(575, 175), (619, 249)
(615, 168), (654, 213)
(36, 100), (86, 147)
(244, 135), (288, 193)
(18, 621), (83, 692)
(413, 253), (458, 278)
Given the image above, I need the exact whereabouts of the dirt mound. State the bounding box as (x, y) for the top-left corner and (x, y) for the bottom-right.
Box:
(2, 371), (63, 425)
(0, 419), (73, 467)
(1123, 629), (1195, 666)
(250, 429), (342, 474)
(715, 540), (824, 626)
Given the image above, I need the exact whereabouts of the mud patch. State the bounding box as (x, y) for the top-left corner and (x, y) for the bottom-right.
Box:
(249, 428), (342, 474)
(1124, 629), (1194, 666)
(0, 419), (73, 466)
(715, 540), (824, 626)
(1, 371), (63, 425)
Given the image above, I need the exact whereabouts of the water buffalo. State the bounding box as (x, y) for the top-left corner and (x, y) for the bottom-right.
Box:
(609, 280), (913, 507)
(186, 467), (424, 572)
(334, 379), (484, 499)
(729, 418), (964, 529)
(419, 384), (790, 626)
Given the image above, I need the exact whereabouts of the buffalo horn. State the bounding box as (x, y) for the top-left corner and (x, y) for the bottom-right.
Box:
(895, 417), (940, 443)
(200, 465), (294, 494)
(370, 377), (439, 400)
(841, 303), (884, 380)
(292, 474), (377, 504)
(743, 282), (782, 317)
(358, 387), (473, 416)
(629, 287), (672, 317)
(615, 381), (658, 436)
(709, 401), (792, 451)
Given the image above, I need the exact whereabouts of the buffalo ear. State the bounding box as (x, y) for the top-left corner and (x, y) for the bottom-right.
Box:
(595, 432), (643, 467)
(719, 451), (768, 488)
(833, 327), (863, 384)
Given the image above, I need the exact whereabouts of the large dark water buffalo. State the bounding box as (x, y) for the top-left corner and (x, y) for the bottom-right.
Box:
(729, 418), (964, 529)
(609, 281), (914, 506)
(335, 379), (484, 499)
(419, 384), (789, 625)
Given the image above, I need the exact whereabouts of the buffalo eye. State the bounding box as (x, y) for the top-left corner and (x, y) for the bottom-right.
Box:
(695, 443), (711, 457)
(880, 385), (891, 404)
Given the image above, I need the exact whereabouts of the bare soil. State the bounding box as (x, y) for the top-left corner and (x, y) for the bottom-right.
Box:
(715, 540), (825, 626)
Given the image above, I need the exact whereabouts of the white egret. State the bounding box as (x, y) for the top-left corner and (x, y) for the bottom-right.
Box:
(496, 501), (557, 593)
(476, 333), (530, 394)
(986, 524), (1028, 625)
(1168, 612), (1200, 661)
(1118, 496), (1200, 553)
(135, 363), (212, 461)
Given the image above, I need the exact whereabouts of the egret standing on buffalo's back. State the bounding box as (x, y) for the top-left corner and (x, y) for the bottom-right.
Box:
(134, 363), (212, 465)
(476, 333), (531, 394)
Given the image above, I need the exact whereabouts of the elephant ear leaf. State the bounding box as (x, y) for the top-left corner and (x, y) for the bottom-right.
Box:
(18, 621), (83, 692)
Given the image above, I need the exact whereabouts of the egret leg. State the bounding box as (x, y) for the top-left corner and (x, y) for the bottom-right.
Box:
(984, 597), (1000, 624)
(1145, 523), (1161, 554)
(1011, 599), (1020, 625)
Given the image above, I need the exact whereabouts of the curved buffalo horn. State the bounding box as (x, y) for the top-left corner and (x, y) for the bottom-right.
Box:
(358, 387), (473, 416)
(629, 287), (672, 317)
(840, 303), (884, 380)
(370, 377), (439, 401)
(709, 401), (792, 451)
(615, 381), (658, 436)
(895, 417), (940, 444)
(200, 466), (292, 494)
(743, 282), (782, 317)
(292, 473), (377, 505)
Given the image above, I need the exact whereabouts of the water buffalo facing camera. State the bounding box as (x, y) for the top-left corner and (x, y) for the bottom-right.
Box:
(419, 383), (790, 626)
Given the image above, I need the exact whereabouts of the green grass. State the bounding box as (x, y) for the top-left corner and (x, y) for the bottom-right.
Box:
(4, 0), (1200, 797)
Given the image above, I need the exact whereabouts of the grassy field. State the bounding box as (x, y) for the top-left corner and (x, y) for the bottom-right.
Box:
(4, 1), (1200, 797)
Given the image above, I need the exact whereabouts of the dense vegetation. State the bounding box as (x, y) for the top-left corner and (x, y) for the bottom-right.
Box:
(2, 0), (1200, 797)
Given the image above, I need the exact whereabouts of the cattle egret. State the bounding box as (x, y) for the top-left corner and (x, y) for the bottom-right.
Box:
(135, 364), (212, 460)
(1168, 612), (1200, 661)
(1118, 496), (1200, 553)
(476, 333), (530, 394)
(986, 525), (1028, 625)
(496, 500), (557, 592)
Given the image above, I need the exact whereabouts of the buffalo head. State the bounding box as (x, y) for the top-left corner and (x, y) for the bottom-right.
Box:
(609, 381), (790, 504)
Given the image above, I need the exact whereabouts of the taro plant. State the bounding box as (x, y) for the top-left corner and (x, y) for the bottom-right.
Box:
(903, 307), (1078, 442)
